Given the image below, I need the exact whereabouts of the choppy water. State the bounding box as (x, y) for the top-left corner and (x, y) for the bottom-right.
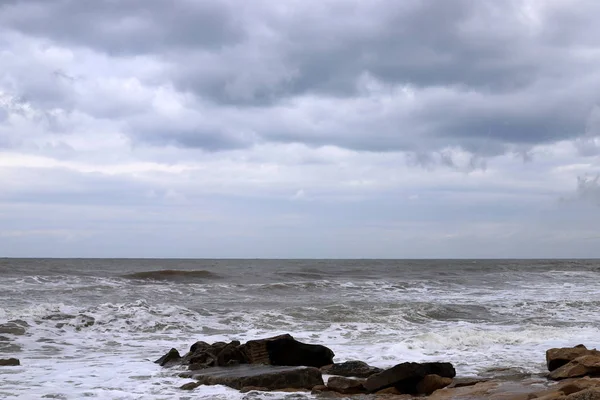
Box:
(1, 259), (599, 399)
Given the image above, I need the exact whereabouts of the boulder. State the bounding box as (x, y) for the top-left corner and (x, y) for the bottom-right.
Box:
(547, 346), (600, 371)
(549, 356), (600, 380)
(321, 360), (382, 378)
(363, 361), (455, 393)
(240, 334), (334, 368)
(180, 364), (324, 391)
(182, 340), (244, 369)
(326, 376), (366, 394)
(154, 348), (181, 367)
(0, 358), (20, 366)
(416, 374), (453, 395)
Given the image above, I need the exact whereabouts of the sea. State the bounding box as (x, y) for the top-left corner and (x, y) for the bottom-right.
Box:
(0, 259), (599, 399)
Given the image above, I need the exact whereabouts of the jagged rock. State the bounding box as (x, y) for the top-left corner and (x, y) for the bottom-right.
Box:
(241, 334), (334, 368)
(0, 358), (20, 366)
(183, 340), (244, 369)
(549, 356), (600, 380)
(547, 346), (600, 372)
(449, 377), (489, 387)
(180, 364), (324, 391)
(216, 342), (245, 366)
(154, 348), (181, 367)
(363, 361), (455, 393)
(416, 374), (453, 395)
(566, 388), (600, 399)
(326, 376), (366, 394)
(321, 360), (382, 378)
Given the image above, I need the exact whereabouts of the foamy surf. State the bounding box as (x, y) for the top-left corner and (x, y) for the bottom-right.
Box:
(1, 259), (600, 399)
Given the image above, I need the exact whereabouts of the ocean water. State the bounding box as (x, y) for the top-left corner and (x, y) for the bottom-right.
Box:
(1, 259), (599, 399)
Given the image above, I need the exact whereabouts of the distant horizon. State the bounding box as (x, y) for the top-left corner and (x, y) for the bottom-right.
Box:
(2, 256), (600, 261)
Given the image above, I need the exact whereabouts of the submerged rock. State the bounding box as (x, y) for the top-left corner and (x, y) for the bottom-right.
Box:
(241, 334), (334, 368)
(180, 364), (324, 391)
(0, 321), (27, 336)
(321, 360), (382, 378)
(363, 361), (455, 393)
(0, 358), (20, 366)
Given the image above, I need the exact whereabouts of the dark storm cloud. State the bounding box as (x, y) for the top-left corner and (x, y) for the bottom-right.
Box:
(2, 0), (600, 155)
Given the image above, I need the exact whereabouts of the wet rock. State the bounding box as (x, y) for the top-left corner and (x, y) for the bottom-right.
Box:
(326, 376), (366, 394)
(180, 381), (201, 390)
(363, 361), (456, 393)
(0, 321), (27, 336)
(216, 341), (245, 366)
(154, 348), (181, 367)
(547, 346), (600, 372)
(241, 334), (334, 368)
(311, 384), (329, 393)
(321, 360), (382, 378)
(240, 386), (270, 392)
(183, 340), (243, 369)
(0, 358), (20, 366)
(181, 364), (324, 391)
(416, 374), (453, 395)
(549, 356), (600, 380)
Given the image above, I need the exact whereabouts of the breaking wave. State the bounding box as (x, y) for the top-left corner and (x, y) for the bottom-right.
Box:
(121, 269), (222, 282)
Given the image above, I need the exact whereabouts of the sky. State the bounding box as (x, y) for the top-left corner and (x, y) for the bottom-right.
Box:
(1, 0), (600, 258)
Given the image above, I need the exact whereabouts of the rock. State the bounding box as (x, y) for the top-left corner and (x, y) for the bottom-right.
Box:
(363, 361), (456, 393)
(449, 377), (490, 387)
(180, 381), (201, 390)
(154, 348), (181, 367)
(0, 321), (27, 335)
(375, 386), (404, 395)
(547, 346), (600, 372)
(321, 360), (382, 378)
(311, 384), (329, 393)
(566, 388), (600, 399)
(428, 380), (501, 400)
(416, 374), (453, 395)
(549, 356), (600, 380)
(216, 342), (245, 366)
(326, 376), (366, 394)
(0, 358), (20, 366)
(241, 334), (334, 368)
(240, 386), (269, 392)
(182, 364), (324, 391)
(535, 393), (567, 400)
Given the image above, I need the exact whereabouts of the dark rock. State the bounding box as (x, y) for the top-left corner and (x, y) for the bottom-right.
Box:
(154, 348), (181, 367)
(189, 341), (211, 354)
(240, 386), (269, 393)
(241, 334), (334, 368)
(363, 361), (456, 393)
(321, 360), (382, 378)
(0, 358), (20, 366)
(181, 364), (324, 391)
(311, 384), (329, 393)
(216, 342), (245, 367)
(326, 376), (366, 394)
(416, 374), (453, 395)
(549, 356), (600, 380)
(548, 346), (600, 372)
(180, 381), (201, 390)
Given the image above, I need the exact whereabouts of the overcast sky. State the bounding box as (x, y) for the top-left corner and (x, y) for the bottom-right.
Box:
(1, 0), (600, 258)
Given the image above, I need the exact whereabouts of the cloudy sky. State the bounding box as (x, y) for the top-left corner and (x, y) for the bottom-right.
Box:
(1, 0), (600, 258)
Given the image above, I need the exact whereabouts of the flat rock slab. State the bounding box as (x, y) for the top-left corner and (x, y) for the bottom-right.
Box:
(180, 364), (324, 390)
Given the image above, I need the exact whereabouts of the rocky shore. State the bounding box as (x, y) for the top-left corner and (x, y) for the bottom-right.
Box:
(155, 335), (600, 399)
